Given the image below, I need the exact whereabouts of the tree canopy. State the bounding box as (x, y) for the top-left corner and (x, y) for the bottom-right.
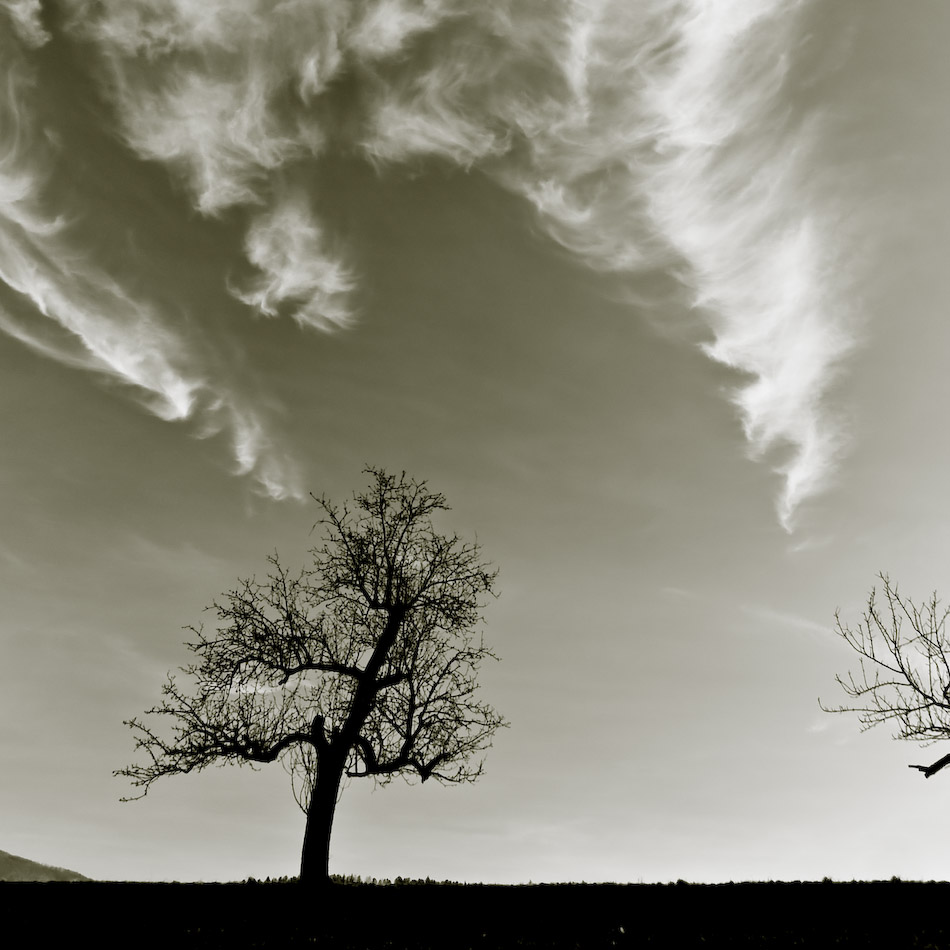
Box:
(823, 573), (950, 778)
(117, 468), (507, 883)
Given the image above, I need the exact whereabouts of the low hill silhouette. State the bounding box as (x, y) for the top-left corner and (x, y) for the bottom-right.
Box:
(0, 849), (89, 882)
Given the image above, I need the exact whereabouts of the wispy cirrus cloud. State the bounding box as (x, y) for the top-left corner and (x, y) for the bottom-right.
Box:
(2, 0), (864, 522)
(233, 185), (356, 332)
(0, 8), (194, 422)
(0, 2), (303, 498)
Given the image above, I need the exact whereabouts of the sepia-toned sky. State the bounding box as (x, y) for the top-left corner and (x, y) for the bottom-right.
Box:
(5, 0), (950, 884)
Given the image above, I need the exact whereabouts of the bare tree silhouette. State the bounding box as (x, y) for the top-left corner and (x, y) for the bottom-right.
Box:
(822, 573), (950, 777)
(117, 468), (506, 886)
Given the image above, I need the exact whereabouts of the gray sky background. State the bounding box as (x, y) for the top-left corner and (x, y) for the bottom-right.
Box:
(5, 0), (950, 883)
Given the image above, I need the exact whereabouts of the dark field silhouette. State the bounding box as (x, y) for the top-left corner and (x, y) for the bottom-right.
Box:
(6, 879), (949, 948)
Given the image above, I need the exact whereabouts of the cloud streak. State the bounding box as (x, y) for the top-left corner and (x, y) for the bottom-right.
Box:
(3, 1), (862, 522)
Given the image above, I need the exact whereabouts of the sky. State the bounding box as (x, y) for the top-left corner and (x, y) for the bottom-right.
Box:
(5, 0), (950, 884)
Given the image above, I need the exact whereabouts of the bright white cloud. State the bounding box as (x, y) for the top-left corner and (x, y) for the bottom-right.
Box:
(487, 0), (856, 528)
(3, 0), (863, 523)
(636, 2), (857, 529)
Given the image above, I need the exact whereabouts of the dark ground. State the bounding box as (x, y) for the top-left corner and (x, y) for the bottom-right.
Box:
(5, 879), (948, 948)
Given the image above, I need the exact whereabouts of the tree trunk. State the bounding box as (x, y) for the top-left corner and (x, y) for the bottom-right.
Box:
(298, 611), (404, 886)
(299, 757), (344, 887)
